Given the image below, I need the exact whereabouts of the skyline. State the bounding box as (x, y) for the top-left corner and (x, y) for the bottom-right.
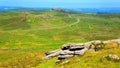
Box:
(0, 0), (120, 8)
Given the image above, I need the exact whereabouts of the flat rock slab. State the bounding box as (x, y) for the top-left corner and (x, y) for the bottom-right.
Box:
(43, 39), (120, 62)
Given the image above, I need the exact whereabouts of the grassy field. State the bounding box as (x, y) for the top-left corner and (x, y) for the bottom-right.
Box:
(0, 9), (120, 68)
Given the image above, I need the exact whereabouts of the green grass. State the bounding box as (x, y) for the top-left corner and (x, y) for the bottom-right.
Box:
(0, 9), (120, 68)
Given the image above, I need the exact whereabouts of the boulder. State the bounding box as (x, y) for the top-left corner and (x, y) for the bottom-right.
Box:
(59, 50), (74, 55)
(108, 54), (120, 61)
(58, 55), (74, 60)
(88, 40), (104, 51)
(43, 50), (62, 60)
(43, 39), (120, 63)
(45, 49), (60, 55)
(69, 44), (84, 51)
(61, 43), (85, 51)
(74, 48), (88, 55)
(102, 54), (120, 61)
(103, 39), (120, 44)
(88, 45), (95, 52)
(91, 40), (103, 45)
(56, 60), (61, 64)
(61, 44), (70, 50)
(84, 42), (92, 49)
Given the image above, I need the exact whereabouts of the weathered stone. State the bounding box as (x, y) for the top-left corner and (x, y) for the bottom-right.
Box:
(108, 54), (120, 61)
(43, 50), (62, 60)
(103, 41), (109, 44)
(61, 43), (85, 51)
(74, 48), (88, 55)
(91, 40), (103, 45)
(88, 40), (104, 51)
(103, 39), (120, 44)
(69, 45), (84, 51)
(59, 50), (74, 55)
(58, 55), (74, 60)
(102, 54), (120, 61)
(61, 60), (70, 65)
(84, 42), (92, 49)
(56, 60), (61, 64)
(56, 60), (70, 64)
(61, 44), (71, 50)
(43, 39), (120, 63)
(114, 39), (120, 44)
(88, 45), (95, 52)
(45, 49), (60, 55)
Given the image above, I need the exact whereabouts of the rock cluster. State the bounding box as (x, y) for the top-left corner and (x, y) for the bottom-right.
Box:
(102, 54), (120, 61)
(51, 8), (71, 13)
(43, 39), (120, 62)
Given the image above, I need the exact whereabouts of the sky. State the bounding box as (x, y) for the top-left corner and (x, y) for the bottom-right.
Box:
(0, 0), (120, 8)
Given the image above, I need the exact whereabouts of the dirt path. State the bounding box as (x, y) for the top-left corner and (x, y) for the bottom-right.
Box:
(35, 17), (80, 30)
(0, 15), (80, 32)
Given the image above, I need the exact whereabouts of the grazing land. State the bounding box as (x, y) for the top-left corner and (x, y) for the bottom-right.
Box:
(0, 9), (120, 68)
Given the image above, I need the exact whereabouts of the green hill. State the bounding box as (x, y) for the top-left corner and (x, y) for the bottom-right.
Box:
(0, 9), (120, 68)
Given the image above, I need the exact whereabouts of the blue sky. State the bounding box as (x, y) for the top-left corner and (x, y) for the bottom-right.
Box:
(0, 0), (120, 8)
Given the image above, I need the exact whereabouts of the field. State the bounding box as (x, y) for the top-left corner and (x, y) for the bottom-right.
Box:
(0, 9), (120, 68)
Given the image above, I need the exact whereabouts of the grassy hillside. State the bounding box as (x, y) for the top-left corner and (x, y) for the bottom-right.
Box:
(0, 9), (120, 68)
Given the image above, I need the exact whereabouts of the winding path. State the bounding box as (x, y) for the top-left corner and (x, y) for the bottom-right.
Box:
(26, 14), (80, 31)
(0, 14), (80, 32)
(36, 17), (80, 30)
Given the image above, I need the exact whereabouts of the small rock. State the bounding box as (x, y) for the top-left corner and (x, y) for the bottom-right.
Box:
(61, 60), (70, 65)
(56, 60), (61, 64)
(108, 54), (120, 61)
(102, 54), (120, 61)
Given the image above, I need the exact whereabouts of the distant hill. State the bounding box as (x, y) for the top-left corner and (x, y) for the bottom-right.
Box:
(0, 6), (120, 12)
(72, 7), (120, 13)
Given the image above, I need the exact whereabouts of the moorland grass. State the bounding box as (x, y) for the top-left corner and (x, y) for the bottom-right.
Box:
(0, 9), (120, 68)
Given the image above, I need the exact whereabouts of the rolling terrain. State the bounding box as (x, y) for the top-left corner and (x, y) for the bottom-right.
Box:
(0, 9), (120, 68)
